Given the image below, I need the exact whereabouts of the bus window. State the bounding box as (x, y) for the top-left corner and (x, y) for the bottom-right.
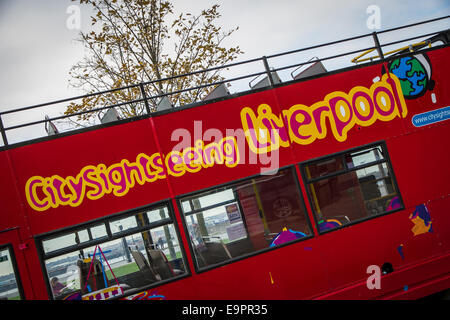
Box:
(302, 143), (403, 233)
(180, 167), (313, 270)
(0, 245), (23, 300)
(39, 204), (187, 300)
(306, 156), (345, 179)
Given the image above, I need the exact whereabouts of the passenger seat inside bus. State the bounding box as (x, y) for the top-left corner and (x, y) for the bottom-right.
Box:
(129, 249), (158, 283)
(194, 238), (255, 267)
(225, 238), (255, 258)
(196, 241), (232, 266)
(147, 249), (184, 279)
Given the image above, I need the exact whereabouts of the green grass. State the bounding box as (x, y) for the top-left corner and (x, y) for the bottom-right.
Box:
(105, 262), (139, 279)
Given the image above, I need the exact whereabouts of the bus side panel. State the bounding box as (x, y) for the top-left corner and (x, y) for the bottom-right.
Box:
(122, 237), (328, 300)
(312, 206), (447, 299)
(298, 47), (450, 300)
(153, 89), (295, 197)
(21, 239), (50, 299)
(316, 250), (450, 300)
(9, 118), (172, 235)
(387, 122), (450, 262)
(0, 152), (24, 232)
(0, 152), (51, 299)
(314, 122), (450, 299)
(389, 122), (450, 212)
(275, 62), (407, 163)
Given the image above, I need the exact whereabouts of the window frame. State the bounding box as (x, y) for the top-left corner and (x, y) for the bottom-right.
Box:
(0, 243), (25, 300)
(177, 165), (315, 274)
(34, 199), (191, 300)
(299, 140), (405, 235)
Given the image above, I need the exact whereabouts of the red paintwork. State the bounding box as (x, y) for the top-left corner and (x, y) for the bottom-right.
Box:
(0, 46), (449, 300)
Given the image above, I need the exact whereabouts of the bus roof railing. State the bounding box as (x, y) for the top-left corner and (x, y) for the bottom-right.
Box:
(0, 15), (449, 147)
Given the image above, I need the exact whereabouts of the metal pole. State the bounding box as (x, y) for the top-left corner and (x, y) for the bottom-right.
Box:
(372, 31), (385, 60)
(193, 198), (209, 237)
(0, 115), (8, 146)
(262, 56), (275, 87)
(159, 208), (176, 260)
(139, 83), (151, 114)
(119, 225), (131, 263)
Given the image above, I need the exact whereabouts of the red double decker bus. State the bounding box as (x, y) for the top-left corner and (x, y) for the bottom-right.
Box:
(0, 18), (449, 300)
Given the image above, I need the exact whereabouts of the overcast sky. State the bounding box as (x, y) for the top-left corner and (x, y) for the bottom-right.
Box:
(0, 0), (449, 144)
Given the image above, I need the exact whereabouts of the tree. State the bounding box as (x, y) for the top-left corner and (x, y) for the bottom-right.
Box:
(66, 0), (242, 123)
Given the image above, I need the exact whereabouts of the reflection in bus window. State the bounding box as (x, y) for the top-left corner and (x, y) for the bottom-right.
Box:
(346, 146), (385, 168)
(180, 168), (312, 270)
(307, 156), (344, 179)
(0, 246), (23, 300)
(302, 144), (403, 233)
(40, 205), (186, 300)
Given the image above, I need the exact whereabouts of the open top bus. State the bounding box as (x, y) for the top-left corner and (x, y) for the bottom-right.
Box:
(0, 17), (449, 300)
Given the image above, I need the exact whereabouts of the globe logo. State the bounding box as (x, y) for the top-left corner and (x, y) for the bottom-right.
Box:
(388, 54), (433, 99)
